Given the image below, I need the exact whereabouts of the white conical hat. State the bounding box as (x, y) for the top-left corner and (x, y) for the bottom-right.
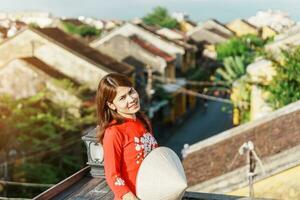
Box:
(136, 147), (187, 200)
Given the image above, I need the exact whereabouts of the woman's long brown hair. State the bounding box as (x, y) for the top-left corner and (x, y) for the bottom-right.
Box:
(96, 73), (151, 144)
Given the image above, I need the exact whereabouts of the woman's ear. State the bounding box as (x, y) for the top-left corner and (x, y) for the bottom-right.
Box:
(107, 102), (116, 111)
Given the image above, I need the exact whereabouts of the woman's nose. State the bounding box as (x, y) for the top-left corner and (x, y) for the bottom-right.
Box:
(127, 94), (135, 102)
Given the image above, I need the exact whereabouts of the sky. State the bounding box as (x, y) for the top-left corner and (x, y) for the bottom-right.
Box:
(1, 0), (300, 23)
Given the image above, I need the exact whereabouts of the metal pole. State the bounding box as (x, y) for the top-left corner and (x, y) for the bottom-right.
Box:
(248, 150), (255, 199)
(146, 65), (153, 103)
(3, 161), (7, 197)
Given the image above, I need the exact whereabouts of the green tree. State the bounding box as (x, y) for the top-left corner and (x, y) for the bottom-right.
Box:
(143, 7), (179, 29)
(216, 34), (266, 62)
(213, 56), (247, 87)
(265, 47), (300, 109)
(62, 22), (101, 37)
(0, 91), (95, 198)
(214, 34), (267, 124)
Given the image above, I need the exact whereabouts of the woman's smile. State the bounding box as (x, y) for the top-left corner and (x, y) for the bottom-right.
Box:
(129, 99), (139, 109)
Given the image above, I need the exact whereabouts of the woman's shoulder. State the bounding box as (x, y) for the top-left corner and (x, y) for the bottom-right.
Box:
(105, 124), (120, 135)
(103, 122), (126, 139)
(103, 125), (122, 144)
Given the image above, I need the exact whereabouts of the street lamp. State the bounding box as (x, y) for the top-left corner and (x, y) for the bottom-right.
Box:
(81, 127), (104, 178)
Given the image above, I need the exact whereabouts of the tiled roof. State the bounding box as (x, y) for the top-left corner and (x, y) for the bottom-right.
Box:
(206, 28), (232, 39)
(32, 27), (134, 75)
(20, 57), (79, 85)
(0, 27), (7, 36)
(122, 56), (147, 70)
(241, 19), (258, 29)
(185, 19), (197, 27)
(137, 23), (197, 50)
(190, 28), (228, 44)
(227, 19), (258, 30)
(205, 19), (235, 34)
(183, 101), (300, 186)
(130, 35), (175, 63)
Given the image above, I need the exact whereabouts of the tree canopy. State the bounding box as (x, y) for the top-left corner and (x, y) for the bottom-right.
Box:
(216, 34), (266, 62)
(0, 90), (95, 198)
(62, 21), (101, 37)
(142, 7), (179, 29)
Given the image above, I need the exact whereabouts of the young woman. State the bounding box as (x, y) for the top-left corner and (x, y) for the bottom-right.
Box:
(96, 73), (158, 200)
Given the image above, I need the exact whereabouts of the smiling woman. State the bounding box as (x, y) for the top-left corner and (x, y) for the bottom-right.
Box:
(107, 86), (140, 117)
(96, 73), (158, 200)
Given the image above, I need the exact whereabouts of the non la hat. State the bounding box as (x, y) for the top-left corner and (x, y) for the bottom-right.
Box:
(136, 147), (188, 200)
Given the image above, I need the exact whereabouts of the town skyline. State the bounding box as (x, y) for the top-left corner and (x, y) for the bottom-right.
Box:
(1, 0), (300, 23)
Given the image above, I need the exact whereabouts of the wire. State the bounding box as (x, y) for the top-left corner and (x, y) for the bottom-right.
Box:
(0, 137), (83, 166)
(0, 180), (54, 188)
(152, 74), (232, 103)
(179, 88), (233, 104)
(153, 75), (228, 86)
(0, 197), (31, 200)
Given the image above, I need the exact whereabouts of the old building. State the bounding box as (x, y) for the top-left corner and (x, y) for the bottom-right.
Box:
(137, 23), (197, 74)
(0, 27), (134, 91)
(265, 24), (300, 57)
(92, 34), (175, 79)
(226, 19), (259, 37)
(0, 57), (81, 116)
(155, 27), (185, 41)
(197, 19), (235, 38)
(188, 19), (234, 60)
(90, 23), (197, 75)
(259, 26), (277, 40)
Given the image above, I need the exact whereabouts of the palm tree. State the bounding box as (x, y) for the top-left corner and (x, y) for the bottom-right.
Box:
(214, 56), (246, 87)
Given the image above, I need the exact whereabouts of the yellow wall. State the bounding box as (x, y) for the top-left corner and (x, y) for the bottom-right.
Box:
(228, 165), (300, 200)
(261, 26), (277, 40)
(226, 20), (258, 37)
(180, 21), (195, 33)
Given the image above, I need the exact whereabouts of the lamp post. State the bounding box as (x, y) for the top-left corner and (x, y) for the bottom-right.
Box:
(81, 127), (104, 178)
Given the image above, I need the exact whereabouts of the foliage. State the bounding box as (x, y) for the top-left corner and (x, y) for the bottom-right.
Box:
(265, 47), (300, 109)
(216, 37), (249, 61)
(0, 91), (95, 197)
(214, 34), (267, 96)
(62, 21), (101, 37)
(214, 34), (268, 124)
(230, 75), (251, 124)
(213, 56), (247, 88)
(216, 34), (266, 62)
(143, 7), (179, 29)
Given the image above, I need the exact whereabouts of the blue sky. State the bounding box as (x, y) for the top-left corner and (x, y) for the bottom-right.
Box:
(1, 0), (300, 23)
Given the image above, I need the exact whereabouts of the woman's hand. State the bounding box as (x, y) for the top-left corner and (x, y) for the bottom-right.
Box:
(122, 192), (139, 200)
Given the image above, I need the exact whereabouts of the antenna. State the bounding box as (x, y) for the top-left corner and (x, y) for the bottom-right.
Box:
(238, 141), (265, 199)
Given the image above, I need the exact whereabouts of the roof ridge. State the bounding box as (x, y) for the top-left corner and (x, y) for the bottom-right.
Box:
(31, 27), (134, 75)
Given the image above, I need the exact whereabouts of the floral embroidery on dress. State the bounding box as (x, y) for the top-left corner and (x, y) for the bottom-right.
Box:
(114, 177), (125, 186)
(134, 132), (158, 164)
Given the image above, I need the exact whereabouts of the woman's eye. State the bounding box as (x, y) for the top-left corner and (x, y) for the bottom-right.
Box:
(120, 96), (125, 101)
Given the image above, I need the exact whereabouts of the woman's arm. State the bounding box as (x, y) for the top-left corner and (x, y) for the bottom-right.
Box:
(103, 126), (132, 199)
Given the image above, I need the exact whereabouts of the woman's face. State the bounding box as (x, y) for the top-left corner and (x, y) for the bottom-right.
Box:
(108, 86), (140, 117)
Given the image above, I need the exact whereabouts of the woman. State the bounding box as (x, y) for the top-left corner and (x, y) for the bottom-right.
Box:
(96, 73), (158, 200)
